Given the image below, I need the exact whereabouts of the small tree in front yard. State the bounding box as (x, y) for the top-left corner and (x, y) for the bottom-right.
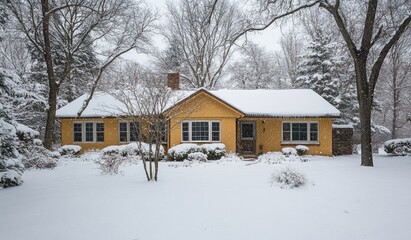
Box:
(110, 67), (195, 181)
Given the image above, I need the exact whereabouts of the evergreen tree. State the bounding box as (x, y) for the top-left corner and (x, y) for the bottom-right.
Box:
(296, 29), (341, 107)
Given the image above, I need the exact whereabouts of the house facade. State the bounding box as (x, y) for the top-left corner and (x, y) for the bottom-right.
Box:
(56, 74), (340, 156)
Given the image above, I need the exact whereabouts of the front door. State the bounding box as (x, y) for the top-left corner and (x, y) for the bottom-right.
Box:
(239, 121), (256, 155)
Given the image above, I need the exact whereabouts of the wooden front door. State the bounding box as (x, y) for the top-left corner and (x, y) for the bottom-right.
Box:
(239, 121), (256, 155)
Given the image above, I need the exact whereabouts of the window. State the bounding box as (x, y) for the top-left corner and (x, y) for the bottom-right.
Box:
(119, 122), (128, 142)
(73, 122), (104, 143)
(282, 122), (319, 143)
(85, 122), (94, 142)
(119, 121), (140, 142)
(192, 122), (209, 141)
(211, 122), (220, 141)
(182, 122), (189, 141)
(73, 123), (83, 142)
(181, 121), (220, 142)
(96, 123), (104, 142)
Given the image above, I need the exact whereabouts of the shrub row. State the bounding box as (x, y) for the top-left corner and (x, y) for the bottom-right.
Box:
(168, 143), (226, 161)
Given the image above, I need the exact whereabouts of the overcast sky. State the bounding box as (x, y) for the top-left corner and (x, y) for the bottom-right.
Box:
(124, 0), (285, 66)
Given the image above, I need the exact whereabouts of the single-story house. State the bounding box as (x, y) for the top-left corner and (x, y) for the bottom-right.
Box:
(56, 74), (340, 156)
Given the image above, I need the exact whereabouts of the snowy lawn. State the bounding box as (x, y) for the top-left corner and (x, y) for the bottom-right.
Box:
(1, 154), (411, 240)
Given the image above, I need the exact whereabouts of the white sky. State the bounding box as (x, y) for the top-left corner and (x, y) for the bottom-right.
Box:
(124, 0), (285, 66)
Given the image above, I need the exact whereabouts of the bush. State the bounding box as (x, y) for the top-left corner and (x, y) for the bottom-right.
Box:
(95, 155), (125, 175)
(271, 167), (306, 189)
(59, 145), (81, 156)
(295, 145), (309, 156)
(187, 152), (208, 162)
(168, 144), (202, 161)
(102, 142), (164, 160)
(384, 138), (411, 156)
(23, 146), (58, 169)
(258, 152), (286, 164)
(201, 143), (226, 160)
(0, 169), (23, 188)
(168, 143), (227, 161)
(281, 147), (297, 156)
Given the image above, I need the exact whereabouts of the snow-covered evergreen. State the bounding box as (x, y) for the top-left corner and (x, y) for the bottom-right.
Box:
(296, 30), (359, 125)
(0, 102), (24, 188)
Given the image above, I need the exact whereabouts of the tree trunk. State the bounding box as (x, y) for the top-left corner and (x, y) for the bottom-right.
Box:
(391, 61), (399, 139)
(41, 0), (58, 150)
(355, 60), (374, 167)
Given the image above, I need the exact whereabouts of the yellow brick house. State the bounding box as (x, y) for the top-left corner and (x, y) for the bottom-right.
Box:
(56, 75), (340, 156)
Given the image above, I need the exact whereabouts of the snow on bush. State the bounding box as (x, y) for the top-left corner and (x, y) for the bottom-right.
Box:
(187, 152), (208, 162)
(95, 155), (125, 175)
(0, 169), (23, 188)
(102, 142), (164, 160)
(217, 153), (243, 163)
(168, 144), (202, 161)
(282, 147), (297, 156)
(384, 138), (411, 156)
(271, 166), (307, 189)
(15, 125), (58, 170)
(295, 145), (309, 156)
(201, 143), (226, 160)
(59, 145), (81, 156)
(258, 152), (286, 164)
(23, 146), (58, 169)
(168, 143), (227, 161)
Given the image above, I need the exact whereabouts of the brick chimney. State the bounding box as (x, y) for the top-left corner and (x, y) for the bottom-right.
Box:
(167, 72), (180, 90)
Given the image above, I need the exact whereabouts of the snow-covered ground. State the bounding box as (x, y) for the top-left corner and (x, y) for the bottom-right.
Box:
(1, 154), (411, 240)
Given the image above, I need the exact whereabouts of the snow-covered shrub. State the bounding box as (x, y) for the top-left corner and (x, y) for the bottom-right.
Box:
(59, 145), (81, 156)
(0, 169), (23, 188)
(295, 145), (309, 156)
(217, 153), (243, 163)
(102, 142), (164, 160)
(258, 152), (286, 164)
(187, 152), (208, 162)
(201, 143), (226, 160)
(282, 147), (297, 156)
(95, 155), (125, 175)
(23, 146), (58, 169)
(14, 125), (58, 170)
(271, 167), (307, 189)
(168, 143), (202, 161)
(384, 138), (411, 156)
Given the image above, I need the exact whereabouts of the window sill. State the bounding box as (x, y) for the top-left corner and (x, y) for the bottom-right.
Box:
(181, 141), (221, 143)
(281, 141), (319, 145)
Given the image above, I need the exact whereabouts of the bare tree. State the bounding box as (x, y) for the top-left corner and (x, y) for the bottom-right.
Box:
(317, 0), (411, 166)
(109, 68), (204, 181)
(278, 28), (304, 87)
(162, 0), (246, 88)
(7, 0), (156, 149)
(251, 0), (410, 166)
(377, 36), (411, 139)
(228, 42), (283, 89)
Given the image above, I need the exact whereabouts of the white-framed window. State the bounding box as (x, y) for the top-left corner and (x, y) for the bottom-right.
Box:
(118, 121), (140, 142)
(181, 120), (220, 142)
(282, 121), (319, 144)
(73, 121), (104, 143)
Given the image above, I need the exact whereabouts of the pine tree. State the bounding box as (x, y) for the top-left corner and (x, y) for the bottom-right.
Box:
(296, 29), (341, 107)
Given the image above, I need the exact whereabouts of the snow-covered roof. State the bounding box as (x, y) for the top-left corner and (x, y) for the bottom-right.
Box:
(56, 88), (340, 118)
(56, 92), (126, 118)
(206, 89), (340, 117)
